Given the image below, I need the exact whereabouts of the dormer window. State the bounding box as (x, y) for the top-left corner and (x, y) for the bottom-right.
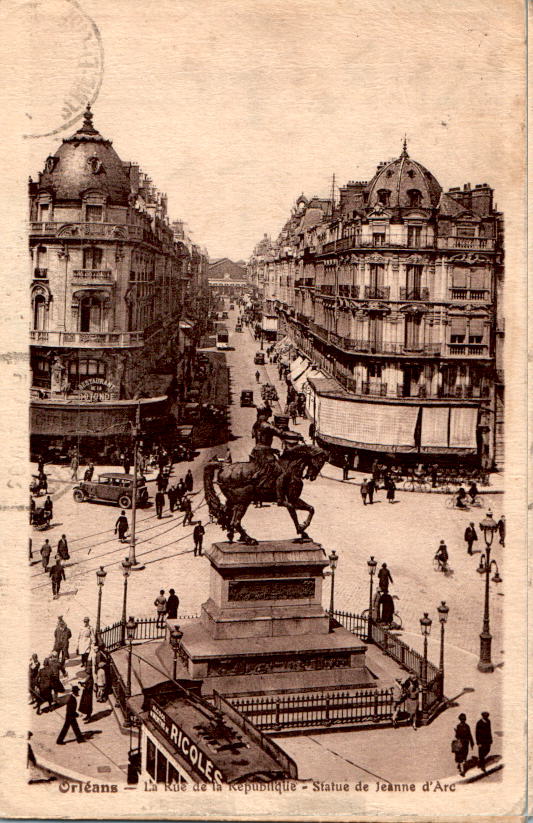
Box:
(377, 189), (391, 206)
(86, 204), (103, 222)
(407, 189), (422, 208)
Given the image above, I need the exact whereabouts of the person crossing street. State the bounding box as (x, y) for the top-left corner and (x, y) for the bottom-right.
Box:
(193, 521), (205, 556)
(56, 686), (84, 745)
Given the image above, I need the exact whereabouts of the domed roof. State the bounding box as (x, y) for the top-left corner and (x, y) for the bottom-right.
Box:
(38, 105), (131, 206)
(367, 141), (442, 210)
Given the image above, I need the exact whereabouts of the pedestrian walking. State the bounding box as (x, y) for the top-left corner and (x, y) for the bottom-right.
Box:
(391, 678), (405, 728)
(177, 478), (186, 502)
(289, 401), (298, 425)
(452, 713), (474, 776)
(342, 453), (350, 481)
(185, 469), (193, 492)
(360, 479), (369, 505)
(182, 495), (193, 526)
(35, 660), (53, 714)
(378, 563), (393, 592)
(49, 560), (65, 599)
(379, 591), (394, 624)
(475, 711), (493, 773)
(497, 515), (505, 547)
(371, 458), (380, 486)
(57, 534), (70, 561)
(79, 669), (94, 723)
(386, 478), (396, 503)
(193, 521), (205, 556)
(29, 654), (40, 707)
(53, 616), (72, 674)
(464, 522), (478, 555)
(29, 496), (36, 525)
(435, 540), (449, 572)
(155, 490), (165, 519)
(95, 664), (107, 702)
(56, 686), (85, 745)
(154, 590), (167, 628)
(43, 495), (53, 519)
(123, 453), (131, 475)
(115, 510), (129, 542)
(40, 539), (52, 571)
(167, 484), (178, 513)
(403, 676), (419, 730)
(38, 469), (48, 493)
(308, 421), (316, 443)
(45, 651), (65, 701)
(166, 588), (180, 619)
(367, 478), (376, 504)
(255, 370), (260, 383)
(77, 617), (95, 667)
(70, 453), (79, 481)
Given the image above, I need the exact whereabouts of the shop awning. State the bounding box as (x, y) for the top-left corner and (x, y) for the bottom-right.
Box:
(30, 396), (169, 437)
(421, 406), (449, 448)
(293, 366), (312, 392)
(289, 356), (309, 382)
(420, 406), (478, 449)
(317, 396), (419, 448)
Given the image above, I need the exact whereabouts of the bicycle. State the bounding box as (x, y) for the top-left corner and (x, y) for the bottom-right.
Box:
(444, 495), (470, 509)
(403, 477), (431, 493)
(433, 555), (453, 577)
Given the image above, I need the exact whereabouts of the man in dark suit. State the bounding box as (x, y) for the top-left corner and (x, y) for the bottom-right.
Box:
(155, 490), (165, 519)
(464, 522), (478, 555)
(475, 711), (493, 772)
(56, 686), (84, 745)
(367, 478), (376, 504)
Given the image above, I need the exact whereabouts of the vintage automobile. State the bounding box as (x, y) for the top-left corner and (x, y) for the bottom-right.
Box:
(171, 425), (195, 461)
(254, 351), (265, 365)
(73, 472), (149, 509)
(240, 390), (254, 407)
(235, 323), (242, 333)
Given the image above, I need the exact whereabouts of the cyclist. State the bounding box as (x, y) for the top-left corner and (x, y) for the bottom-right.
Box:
(468, 481), (479, 505)
(455, 486), (468, 508)
(435, 540), (449, 572)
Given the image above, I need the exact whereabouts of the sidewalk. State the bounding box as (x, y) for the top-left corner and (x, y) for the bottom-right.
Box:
(277, 630), (503, 786)
(30, 658), (130, 784)
(257, 341), (504, 496)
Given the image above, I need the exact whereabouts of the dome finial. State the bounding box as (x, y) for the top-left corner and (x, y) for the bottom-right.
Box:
(78, 103), (98, 135)
(402, 134), (409, 157)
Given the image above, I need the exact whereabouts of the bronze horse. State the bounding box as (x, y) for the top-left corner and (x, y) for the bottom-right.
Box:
(203, 444), (328, 544)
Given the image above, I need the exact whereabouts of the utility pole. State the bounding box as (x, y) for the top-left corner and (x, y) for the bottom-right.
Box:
(128, 401), (145, 571)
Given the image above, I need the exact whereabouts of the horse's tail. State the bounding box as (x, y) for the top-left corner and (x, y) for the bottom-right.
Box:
(203, 461), (226, 525)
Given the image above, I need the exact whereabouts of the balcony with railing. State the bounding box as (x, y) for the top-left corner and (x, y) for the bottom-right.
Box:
(437, 236), (495, 251)
(399, 287), (430, 301)
(321, 234), (435, 254)
(364, 285), (391, 299)
(361, 381), (388, 397)
(30, 221), (144, 242)
(449, 288), (491, 301)
(30, 329), (144, 347)
(446, 342), (490, 357)
(72, 269), (113, 282)
(33, 268), (48, 279)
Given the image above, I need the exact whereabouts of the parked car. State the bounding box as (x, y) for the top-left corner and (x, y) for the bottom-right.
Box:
(73, 473), (149, 509)
(235, 323), (242, 333)
(240, 390), (254, 407)
(254, 351), (265, 365)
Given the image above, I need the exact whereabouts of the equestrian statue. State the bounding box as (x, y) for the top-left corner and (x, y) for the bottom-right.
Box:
(203, 409), (328, 545)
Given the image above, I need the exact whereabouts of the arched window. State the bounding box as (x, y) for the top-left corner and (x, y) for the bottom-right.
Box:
(33, 294), (48, 330)
(407, 189), (422, 208)
(377, 189), (391, 206)
(79, 295), (103, 332)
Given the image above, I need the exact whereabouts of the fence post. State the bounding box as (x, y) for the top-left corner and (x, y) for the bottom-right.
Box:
(324, 695), (330, 726)
(274, 697), (281, 731)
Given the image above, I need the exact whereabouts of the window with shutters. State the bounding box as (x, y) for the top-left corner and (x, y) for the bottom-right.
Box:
(82, 247), (103, 269)
(407, 225), (422, 247)
(404, 314), (422, 349)
(450, 316), (467, 343)
(468, 318), (485, 343)
(368, 315), (383, 349)
(406, 265), (422, 299)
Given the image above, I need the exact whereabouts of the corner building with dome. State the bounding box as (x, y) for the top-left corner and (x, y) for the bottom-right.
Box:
(29, 106), (209, 457)
(249, 143), (504, 471)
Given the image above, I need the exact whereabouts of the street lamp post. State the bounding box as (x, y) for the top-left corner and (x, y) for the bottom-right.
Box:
(366, 556), (377, 643)
(437, 601), (449, 699)
(419, 612), (432, 724)
(328, 550), (338, 633)
(126, 616), (137, 698)
(128, 402), (145, 571)
(95, 566), (107, 640)
(477, 510), (499, 673)
(169, 625), (184, 682)
(121, 557), (132, 644)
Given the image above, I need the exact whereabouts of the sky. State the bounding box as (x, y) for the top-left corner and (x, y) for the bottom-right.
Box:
(6, 0), (525, 261)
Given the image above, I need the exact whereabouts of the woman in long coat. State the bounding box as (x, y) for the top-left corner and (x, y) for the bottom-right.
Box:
(79, 668), (94, 722)
(453, 713), (474, 776)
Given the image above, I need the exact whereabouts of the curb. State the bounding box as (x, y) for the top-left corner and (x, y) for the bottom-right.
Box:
(319, 472), (503, 495)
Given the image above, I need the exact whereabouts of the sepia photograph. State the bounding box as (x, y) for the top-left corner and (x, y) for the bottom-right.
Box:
(0, 0), (526, 819)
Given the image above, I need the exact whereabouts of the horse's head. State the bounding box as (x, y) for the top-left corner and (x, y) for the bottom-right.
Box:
(281, 444), (328, 481)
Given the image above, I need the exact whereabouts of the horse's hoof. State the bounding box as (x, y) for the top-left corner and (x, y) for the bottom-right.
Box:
(243, 537), (258, 546)
(293, 532), (312, 543)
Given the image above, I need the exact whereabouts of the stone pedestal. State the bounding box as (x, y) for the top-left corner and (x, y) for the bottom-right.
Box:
(168, 540), (371, 697)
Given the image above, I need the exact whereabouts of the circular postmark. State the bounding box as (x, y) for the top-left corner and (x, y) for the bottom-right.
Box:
(20, 0), (104, 139)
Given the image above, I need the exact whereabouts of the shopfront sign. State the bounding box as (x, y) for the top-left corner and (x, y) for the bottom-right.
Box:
(78, 379), (118, 402)
(148, 703), (224, 784)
